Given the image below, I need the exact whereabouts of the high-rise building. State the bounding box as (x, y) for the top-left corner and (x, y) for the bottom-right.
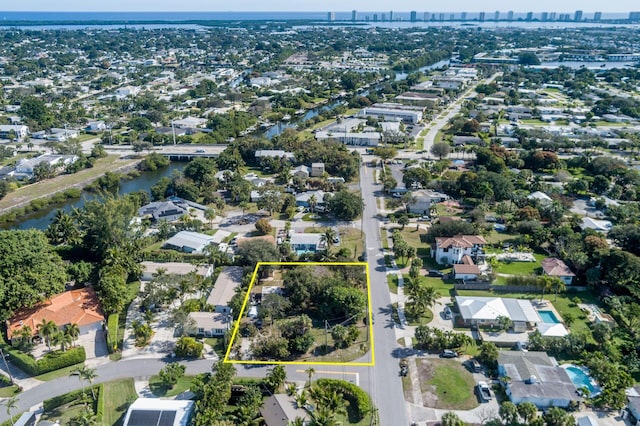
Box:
(460, 12), (467, 21)
(365, 16), (369, 22)
(507, 10), (514, 21)
(574, 10), (583, 21)
(494, 11), (500, 21)
(389, 10), (394, 21)
(479, 12), (485, 22)
(549, 12), (557, 21)
(449, 14), (455, 21)
(373, 13), (378, 22)
(381, 13), (386, 21)
(410, 11), (417, 22)
(593, 12), (602, 21)
(541, 12), (548, 21)
(423, 12), (429, 21)
(526, 11), (533, 21)
(439, 13), (445, 21)
(327, 12), (335, 22)
(629, 11), (640, 21)
(352, 10), (357, 21)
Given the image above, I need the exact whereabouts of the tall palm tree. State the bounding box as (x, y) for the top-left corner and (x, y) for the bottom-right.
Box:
(66, 323), (80, 347)
(320, 227), (337, 254)
(408, 284), (440, 316)
(71, 366), (88, 395)
(204, 208), (216, 229)
(305, 367), (315, 388)
(3, 396), (19, 426)
(37, 319), (58, 351)
(83, 368), (98, 401)
(52, 332), (73, 351)
(308, 194), (317, 213)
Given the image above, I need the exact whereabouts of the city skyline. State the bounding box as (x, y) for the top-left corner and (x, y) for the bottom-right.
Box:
(3, 0), (638, 13)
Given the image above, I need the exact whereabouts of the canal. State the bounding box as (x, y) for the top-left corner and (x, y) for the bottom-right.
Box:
(5, 162), (187, 230)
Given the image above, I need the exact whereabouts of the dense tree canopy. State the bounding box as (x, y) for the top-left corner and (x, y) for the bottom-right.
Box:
(0, 230), (67, 320)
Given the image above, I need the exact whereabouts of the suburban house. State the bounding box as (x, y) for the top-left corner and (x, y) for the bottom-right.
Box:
(172, 116), (207, 129)
(207, 266), (243, 313)
(186, 311), (232, 337)
(580, 217), (612, 233)
(163, 231), (214, 254)
(14, 154), (79, 178)
(186, 266), (242, 337)
(498, 351), (580, 409)
(311, 162), (325, 177)
(0, 124), (29, 140)
(140, 262), (213, 281)
(541, 258), (575, 285)
(290, 165), (310, 179)
(260, 394), (308, 426)
(296, 190), (330, 209)
(455, 296), (542, 332)
(453, 255), (481, 280)
(407, 190), (449, 215)
(432, 235), (486, 265)
(290, 233), (324, 253)
(528, 191), (553, 206)
(85, 121), (106, 132)
(123, 398), (194, 426)
(138, 200), (188, 222)
(7, 288), (105, 343)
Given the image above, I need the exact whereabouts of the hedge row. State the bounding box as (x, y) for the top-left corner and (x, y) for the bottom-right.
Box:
(106, 314), (119, 353)
(315, 378), (372, 421)
(43, 384), (102, 412)
(7, 346), (86, 376)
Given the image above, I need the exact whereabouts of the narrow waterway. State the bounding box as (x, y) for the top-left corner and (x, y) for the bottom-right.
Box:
(4, 162), (187, 230)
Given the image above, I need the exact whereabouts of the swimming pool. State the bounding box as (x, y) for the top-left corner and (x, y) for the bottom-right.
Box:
(538, 310), (561, 324)
(564, 365), (601, 396)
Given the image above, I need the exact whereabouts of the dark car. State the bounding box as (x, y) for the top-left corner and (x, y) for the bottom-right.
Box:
(428, 270), (444, 277)
(358, 252), (368, 262)
(440, 350), (458, 358)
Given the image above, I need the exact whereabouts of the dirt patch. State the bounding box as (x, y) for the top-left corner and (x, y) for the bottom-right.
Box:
(416, 358), (439, 407)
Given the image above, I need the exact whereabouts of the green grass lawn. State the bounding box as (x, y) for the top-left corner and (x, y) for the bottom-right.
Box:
(404, 305), (433, 326)
(102, 378), (138, 425)
(484, 231), (519, 245)
(418, 358), (478, 410)
(0, 385), (20, 397)
(398, 227), (428, 248)
(115, 281), (141, 352)
(205, 337), (227, 357)
(380, 228), (388, 249)
(388, 274), (398, 294)
(404, 274), (452, 294)
(494, 253), (545, 275)
(40, 401), (86, 425)
(149, 375), (194, 398)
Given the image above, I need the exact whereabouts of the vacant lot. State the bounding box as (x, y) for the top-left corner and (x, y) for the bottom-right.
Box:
(416, 358), (478, 410)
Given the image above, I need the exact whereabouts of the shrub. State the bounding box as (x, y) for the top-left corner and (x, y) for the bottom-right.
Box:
(37, 346), (86, 374)
(255, 218), (272, 235)
(106, 314), (119, 353)
(174, 336), (203, 358)
(315, 378), (372, 421)
(43, 383), (101, 411)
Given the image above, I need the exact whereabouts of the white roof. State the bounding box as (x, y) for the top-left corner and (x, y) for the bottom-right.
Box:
(455, 296), (541, 323)
(141, 262), (211, 278)
(581, 217), (612, 232)
(528, 191), (552, 202)
(538, 323), (570, 337)
(164, 231), (214, 253)
(576, 415), (600, 426)
(210, 229), (231, 245)
(207, 266), (243, 307)
(290, 233), (322, 245)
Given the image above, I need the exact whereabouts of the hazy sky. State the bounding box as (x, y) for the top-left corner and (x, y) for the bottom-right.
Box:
(5, 1), (639, 13)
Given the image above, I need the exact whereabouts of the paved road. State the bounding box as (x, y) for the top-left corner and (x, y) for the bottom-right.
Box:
(360, 158), (408, 425)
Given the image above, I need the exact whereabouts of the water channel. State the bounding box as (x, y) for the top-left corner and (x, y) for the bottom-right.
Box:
(4, 162), (187, 231)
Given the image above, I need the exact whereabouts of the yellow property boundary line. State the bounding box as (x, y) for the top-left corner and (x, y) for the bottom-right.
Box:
(223, 261), (375, 366)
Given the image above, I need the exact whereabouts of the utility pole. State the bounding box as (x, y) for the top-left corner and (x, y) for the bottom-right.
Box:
(324, 320), (329, 355)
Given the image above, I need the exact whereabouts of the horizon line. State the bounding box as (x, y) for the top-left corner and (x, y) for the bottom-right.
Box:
(0, 10), (636, 13)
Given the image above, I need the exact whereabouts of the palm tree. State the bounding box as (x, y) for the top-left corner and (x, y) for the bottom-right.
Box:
(288, 418), (306, 426)
(66, 323), (80, 347)
(407, 284), (440, 316)
(71, 366), (88, 395)
(305, 367), (315, 388)
(320, 227), (337, 254)
(552, 277), (566, 301)
(37, 319), (58, 351)
(52, 331), (73, 351)
(538, 276), (554, 303)
(83, 368), (98, 401)
(70, 405), (99, 426)
(204, 208), (216, 229)
(3, 396), (18, 426)
(308, 194), (317, 213)
(308, 406), (340, 426)
(294, 390), (308, 409)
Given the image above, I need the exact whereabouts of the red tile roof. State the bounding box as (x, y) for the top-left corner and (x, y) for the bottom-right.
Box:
(7, 288), (105, 339)
(541, 258), (575, 277)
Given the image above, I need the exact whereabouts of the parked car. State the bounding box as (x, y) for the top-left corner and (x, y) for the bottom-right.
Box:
(477, 381), (493, 401)
(440, 350), (458, 358)
(418, 216), (430, 222)
(428, 270), (444, 277)
(443, 306), (452, 320)
(195, 149), (205, 153)
(468, 359), (482, 373)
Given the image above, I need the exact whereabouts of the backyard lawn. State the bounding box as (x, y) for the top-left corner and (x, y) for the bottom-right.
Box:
(149, 374), (194, 398)
(494, 253), (545, 275)
(417, 358), (478, 410)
